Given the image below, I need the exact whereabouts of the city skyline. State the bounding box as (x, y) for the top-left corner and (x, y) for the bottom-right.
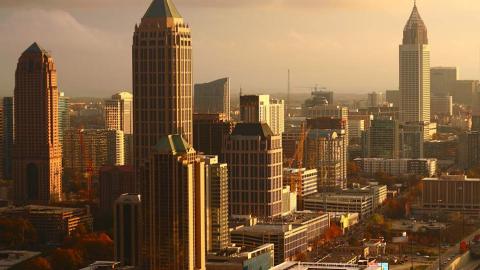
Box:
(1, 0), (480, 97)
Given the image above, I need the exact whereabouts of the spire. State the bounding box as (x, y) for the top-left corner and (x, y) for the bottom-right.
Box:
(402, 2), (428, 45)
(24, 42), (48, 55)
(143, 0), (182, 19)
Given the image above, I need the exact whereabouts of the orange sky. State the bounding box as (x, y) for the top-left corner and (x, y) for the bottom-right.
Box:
(0, 0), (480, 97)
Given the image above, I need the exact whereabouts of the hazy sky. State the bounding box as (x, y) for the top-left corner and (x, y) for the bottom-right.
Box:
(1, 0), (480, 97)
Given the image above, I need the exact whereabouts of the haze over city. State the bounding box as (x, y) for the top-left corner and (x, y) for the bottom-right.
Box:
(1, 0), (480, 97)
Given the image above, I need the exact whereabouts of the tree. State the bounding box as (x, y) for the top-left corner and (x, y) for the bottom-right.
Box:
(0, 218), (37, 249)
(16, 257), (52, 270)
(348, 161), (361, 178)
(324, 223), (343, 241)
(50, 249), (83, 270)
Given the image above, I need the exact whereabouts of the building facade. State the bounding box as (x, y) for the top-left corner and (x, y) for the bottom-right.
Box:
(99, 166), (136, 213)
(430, 67), (457, 96)
(13, 43), (62, 204)
(354, 158), (437, 177)
(105, 92), (133, 135)
(430, 96), (453, 116)
(240, 95), (285, 135)
(366, 118), (400, 159)
(399, 3), (430, 124)
(224, 123), (283, 218)
(194, 78), (230, 120)
(114, 193), (142, 268)
(2, 97), (13, 180)
(193, 113), (234, 158)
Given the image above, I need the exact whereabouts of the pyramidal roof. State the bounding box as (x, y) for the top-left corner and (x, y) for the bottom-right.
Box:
(24, 42), (48, 55)
(143, 0), (182, 19)
(154, 134), (190, 154)
(403, 3), (428, 45)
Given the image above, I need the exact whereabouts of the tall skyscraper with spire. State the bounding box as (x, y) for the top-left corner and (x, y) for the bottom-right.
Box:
(13, 42), (63, 204)
(133, 1), (204, 269)
(399, 2), (431, 124)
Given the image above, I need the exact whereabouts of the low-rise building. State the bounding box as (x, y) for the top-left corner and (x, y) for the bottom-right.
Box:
(283, 168), (318, 209)
(230, 211), (329, 265)
(0, 205), (93, 244)
(354, 158), (437, 177)
(272, 262), (382, 270)
(206, 244), (274, 270)
(304, 192), (373, 219)
(420, 174), (480, 217)
(0, 250), (41, 269)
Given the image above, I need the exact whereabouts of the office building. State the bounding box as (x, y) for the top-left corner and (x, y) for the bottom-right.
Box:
(283, 168), (318, 210)
(367, 92), (385, 107)
(421, 174), (480, 218)
(2, 97), (13, 180)
(105, 92), (133, 135)
(430, 67), (457, 96)
(348, 119), (365, 142)
(430, 96), (453, 116)
(385, 90), (400, 107)
(0, 106), (3, 179)
(143, 135), (205, 270)
(124, 134), (133, 165)
(0, 205), (93, 244)
(399, 3), (430, 124)
(457, 131), (480, 170)
(194, 78), (230, 120)
(224, 123), (283, 218)
(201, 155), (229, 252)
(99, 166), (136, 213)
(206, 244), (274, 270)
(400, 122), (424, 158)
(193, 113), (234, 157)
(454, 80), (479, 106)
(282, 124), (303, 159)
(13, 43), (62, 204)
(424, 138), (457, 166)
(272, 262), (382, 270)
(240, 95), (285, 134)
(304, 118), (347, 190)
(304, 192), (374, 219)
(230, 212), (330, 265)
(354, 158), (437, 177)
(114, 193), (142, 268)
(366, 118), (400, 159)
(58, 92), (70, 145)
(282, 186), (298, 215)
(63, 129), (125, 179)
(304, 105), (348, 123)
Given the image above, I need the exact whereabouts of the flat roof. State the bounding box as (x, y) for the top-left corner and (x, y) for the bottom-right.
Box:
(0, 250), (41, 269)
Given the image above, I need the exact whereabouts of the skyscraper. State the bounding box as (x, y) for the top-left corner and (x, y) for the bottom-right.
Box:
(366, 118), (400, 159)
(144, 135), (205, 270)
(201, 155), (229, 252)
(105, 91), (133, 135)
(430, 67), (457, 96)
(133, 0), (193, 168)
(58, 92), (70, 145)
(399, 3), (430, 124)
(224, 123), (283, 218)
(13, 42), (62, 204)
(133, 1), (203, 269)
(194, 78), (231, 120)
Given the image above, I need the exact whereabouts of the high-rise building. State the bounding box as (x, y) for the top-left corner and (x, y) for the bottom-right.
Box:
(2, 97), (13, 180)
(457, 131), (480, 170)
(144, 135), (205, 270)
(133, 0), (193, 171)
(303, 89), (334, 107)
(58, 92), (70, 145)
(283, 168), (318, 210)
(224, 123), (283, 218)
(400, 122), (425, 159)
(367, 92), (385, 107)
(201, 155), (229, 252)
(99, 166), (136, 213)
(194, 78), (230, 120)
(63, 129), (124, 179)
(114, 193), (142, 268)
(305, 118), (348, 190)
(366, 118), (400, 159)
(0, 106), (3, 180)
(385, 90), (400, 107)
(105, 92), (133, 135)
(193, 113), (234, 158)
(399, 3), (430, 124)
(240, 95), (285, 135)
(430, 96), (453, 116)
(13, 43), (62, 204)
(454, 80), (479, 106)
(133, 1), (203, 269)
(430, 67), (457, 96)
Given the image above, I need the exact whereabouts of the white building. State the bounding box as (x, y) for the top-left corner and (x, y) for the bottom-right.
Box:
(240, 95), (285, 134)
(354, 158), (437, 177)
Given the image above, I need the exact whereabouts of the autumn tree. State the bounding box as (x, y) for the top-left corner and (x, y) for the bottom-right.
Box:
(15, 257), (52, 270)
(0, 218), (37, 249)
(50, 248), (83, 270)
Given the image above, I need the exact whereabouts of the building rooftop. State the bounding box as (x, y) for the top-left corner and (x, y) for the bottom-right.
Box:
(0, 250), (41, 270)
(272, 262), (381, 270)
(423, 174), (480, 182)
(154, 134), (191, 154)
(0, 205), (86, 215)
(143, 0), (182, 19)
(403, 3), (428, 44)
(23, 42), (49, 55)
(231, 123), (274, 138)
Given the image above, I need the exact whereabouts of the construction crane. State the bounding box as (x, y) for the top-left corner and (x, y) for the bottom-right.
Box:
(79, 129), (94, 202)
(287, 123), (310, 209)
